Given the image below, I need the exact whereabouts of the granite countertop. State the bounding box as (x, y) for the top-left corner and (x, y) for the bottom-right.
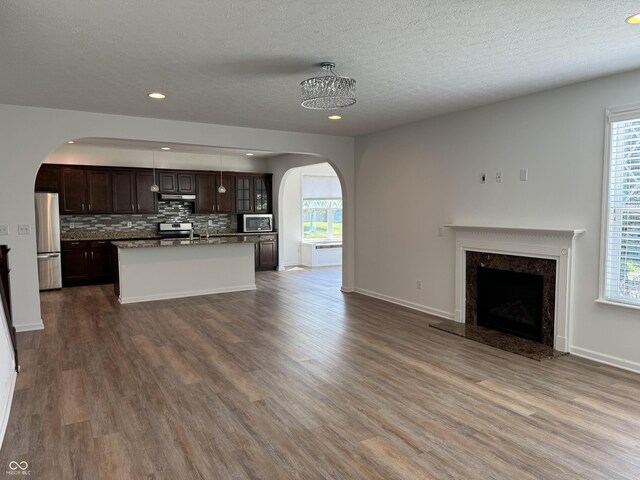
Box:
(112, 236), (261, 249)
(61, 231), (277, 241)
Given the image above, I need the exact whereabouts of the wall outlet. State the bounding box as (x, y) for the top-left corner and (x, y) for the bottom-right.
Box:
(417, 280), (423, 290)
(17, 224), (31, 235)
(0, 225), (8, 235)
(69, 222), (75, 229)
(480, 173), (487, 184)
(208, 220), (213, 226)
(520, 169), (529, 181)
(496, 171), (503, 183)
(127, 221), (132, 228)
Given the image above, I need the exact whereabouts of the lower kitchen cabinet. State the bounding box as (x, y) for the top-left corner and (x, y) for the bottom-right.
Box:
(255, 235), (278, 271)
(62, 240), (113, 286)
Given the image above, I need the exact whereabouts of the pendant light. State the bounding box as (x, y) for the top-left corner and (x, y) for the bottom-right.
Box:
(218, 155), (226, 194)
(150, 150), (159, 193)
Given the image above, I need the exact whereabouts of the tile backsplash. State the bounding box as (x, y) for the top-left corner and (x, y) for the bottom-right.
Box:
(60, 201), (235, 236)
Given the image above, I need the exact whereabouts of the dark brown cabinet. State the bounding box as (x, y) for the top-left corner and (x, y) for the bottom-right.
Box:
(159, 171), (195, 194)
(60, 168), (88, 214)
(216, 174), (235, 213)
(236, 176), (253, 213)
(254, 176), (270, 213)
(135, 171), (158, 213)
(112, 171), (136, 214)
(195, 173), (216, 214)
(35, 165), (60, 192)
(87, 171), (111, 214)
(255, 235), (278, 270)
(62, 240), (113, 286)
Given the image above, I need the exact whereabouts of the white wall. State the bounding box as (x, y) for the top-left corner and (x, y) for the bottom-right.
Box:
(0, 104), (354, 333)
(45, 144), (269, 172)
(281, 163), (337, 266)
(355, 67), (640, 372)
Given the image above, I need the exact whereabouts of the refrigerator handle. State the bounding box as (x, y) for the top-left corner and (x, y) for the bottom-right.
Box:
(37, 253), (60, 258)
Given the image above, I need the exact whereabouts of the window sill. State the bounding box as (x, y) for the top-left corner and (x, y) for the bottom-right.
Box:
(595, 297), (640, 312)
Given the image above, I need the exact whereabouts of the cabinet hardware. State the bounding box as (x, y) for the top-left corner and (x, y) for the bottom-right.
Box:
(82, 203), (85, 211)
(91, 251), (94, 260)
(89, 203), (92, 211)
(137, 203), (140, 211)
(84, 252), (88, 260)
(131, 203), (134, 211)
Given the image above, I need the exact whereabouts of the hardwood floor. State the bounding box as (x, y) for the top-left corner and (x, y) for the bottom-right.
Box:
(2, 267), (640, 479)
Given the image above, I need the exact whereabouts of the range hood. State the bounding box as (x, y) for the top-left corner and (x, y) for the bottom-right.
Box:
(159, 194), (196, 202)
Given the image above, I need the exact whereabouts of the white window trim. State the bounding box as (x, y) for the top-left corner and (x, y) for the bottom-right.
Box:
(301, 174), (343, 241)
(598, 103), (640, 309)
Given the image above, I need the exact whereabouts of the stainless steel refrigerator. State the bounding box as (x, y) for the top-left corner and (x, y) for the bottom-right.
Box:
(35, 192), (62, 290)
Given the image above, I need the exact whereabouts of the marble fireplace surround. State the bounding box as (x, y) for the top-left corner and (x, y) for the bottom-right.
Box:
(444, 225), (585, 352)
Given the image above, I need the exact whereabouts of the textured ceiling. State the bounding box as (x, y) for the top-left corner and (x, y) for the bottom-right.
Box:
(3, 1), (640, 136)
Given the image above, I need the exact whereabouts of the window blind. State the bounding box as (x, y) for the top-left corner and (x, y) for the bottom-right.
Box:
(302, 175), (341, 199)
(605, 118), (640, 305)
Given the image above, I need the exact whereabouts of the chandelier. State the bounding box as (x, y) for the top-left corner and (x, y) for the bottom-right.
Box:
(300, 62), (356, 109)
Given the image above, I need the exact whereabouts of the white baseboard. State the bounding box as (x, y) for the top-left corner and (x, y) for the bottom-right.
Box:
(0, 369), (17, 450)
(15, 321), (44, 332)
(119, 285), (256, 304)
(341, 286), (355, 293)
(354, 288), (455, 320)
(283, 261), (301, 267)
(570, 346), (640, 374)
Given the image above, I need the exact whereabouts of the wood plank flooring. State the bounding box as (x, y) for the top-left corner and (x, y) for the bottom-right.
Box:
(2, 267), (640, 479)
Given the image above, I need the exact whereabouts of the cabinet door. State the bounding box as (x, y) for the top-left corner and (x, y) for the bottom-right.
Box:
(195, 174), (216, 214)
(112, 171), (136, 214)
(215, 174), (235, 213)
(60, 168), (86, 214)
(135, 171), (158, 213)
(177, 173), (195, 193)
(35, 165), (60, 192)
(254, 176), (270, 213)
(89, 247), (112, 283)
(235, 176), (253, 213)
(87, 170), (112, 214)
(257, 240), (277, 269)
(62, 249), (90, 284)
(159, 172), (176, 192)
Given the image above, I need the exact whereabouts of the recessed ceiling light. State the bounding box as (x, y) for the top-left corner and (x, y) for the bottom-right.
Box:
(148, 92), (166, 99)
(67, 140), (74, 144)
(626, 13), (640, 24)
(246, 153), (254, 156)
(161, 147), (171, 150)
(328, 115), (342, 120)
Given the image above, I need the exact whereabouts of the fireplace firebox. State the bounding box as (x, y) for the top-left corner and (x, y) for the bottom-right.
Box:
(477, 267), (544, 342)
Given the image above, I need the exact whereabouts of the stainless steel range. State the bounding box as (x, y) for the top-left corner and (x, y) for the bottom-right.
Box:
(157, 222), (195, 239)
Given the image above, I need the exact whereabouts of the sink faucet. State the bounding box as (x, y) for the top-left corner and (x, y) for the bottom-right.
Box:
(189, 229), (194, 241)
(205, 227), (210, 239)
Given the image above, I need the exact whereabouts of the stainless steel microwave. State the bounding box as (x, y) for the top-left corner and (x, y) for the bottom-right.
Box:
(239, 214), (273, 233)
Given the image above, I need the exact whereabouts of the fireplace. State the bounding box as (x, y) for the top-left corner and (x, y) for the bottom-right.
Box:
(477, 267), (543, 343)
(446, 225), (585, 352)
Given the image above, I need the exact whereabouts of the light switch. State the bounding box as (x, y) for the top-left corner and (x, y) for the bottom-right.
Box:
(496, 172), (503, 183)
(520, 169), (529, 181)
(0, 225), (8, 235)
(480, 173), (487, 184)
(17, 224), (31, 235)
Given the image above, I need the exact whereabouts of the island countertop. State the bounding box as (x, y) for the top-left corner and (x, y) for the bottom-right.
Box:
(63, 231), (277, 242)
(112, 235), (267, 249)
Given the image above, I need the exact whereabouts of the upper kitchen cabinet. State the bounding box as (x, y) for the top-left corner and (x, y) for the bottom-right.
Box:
(254, 176), (271, 213)
(86, 170), (112, 214)
(35, 165), (60, 192)
(159, 171), (195, 194)
(111, 171), (136, 214)
(60, 167), (88, 214)
(215, 174), (235, 213)
(235, 176), (253, 213)
(135, 171), (158, 213)
(195, 173), (216, 214)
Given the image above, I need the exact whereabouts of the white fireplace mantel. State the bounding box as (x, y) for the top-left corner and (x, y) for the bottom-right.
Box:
(445, 224), (585, 352)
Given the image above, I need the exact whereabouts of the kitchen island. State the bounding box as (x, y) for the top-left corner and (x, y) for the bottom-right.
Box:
(112, 236), (256, 304)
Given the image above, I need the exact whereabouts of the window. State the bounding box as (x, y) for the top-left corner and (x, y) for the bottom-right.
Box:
(302, 175), (342, 240)
(602, 107), (640, 307)
(303, 199), (343, 240)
